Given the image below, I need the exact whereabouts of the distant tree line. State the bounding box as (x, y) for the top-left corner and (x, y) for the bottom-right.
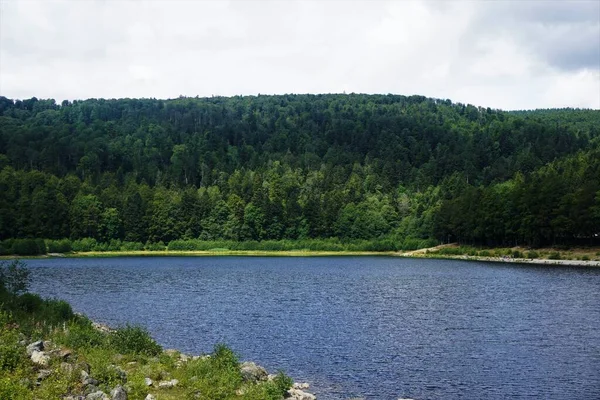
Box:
(0, 94), (598, 249)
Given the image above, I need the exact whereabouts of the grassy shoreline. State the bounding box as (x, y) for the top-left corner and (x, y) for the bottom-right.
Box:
(1, 249), (395, 259)
(2, 246), (600, 267)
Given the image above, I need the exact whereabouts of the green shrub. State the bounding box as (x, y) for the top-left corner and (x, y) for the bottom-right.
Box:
(0, 260), (31, 295)
(526, 250), (539, 259)
(120, 241), (144, 251)
(144, 241), (166, 251)
(17, 293), (44, 313)
(71, 238), (98, 252)
(110, 324), (162, 356)
(0, 376), (31, 400)
(0, 322), (26, 372)
(46, 239), (72, 253)
(10, 238), (46, 255)
(59, 320), (107, 350)
(581, 255), (590, 261)
(512, 250), (523, 258)
(548, 252), (561, 260)
(44, 299), (74, 322)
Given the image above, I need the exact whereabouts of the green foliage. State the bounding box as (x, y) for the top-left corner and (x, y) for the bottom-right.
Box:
(1, 95), (599, 248)
(548, 252), (562, 260)
(527, 250), (539, 259)
(0, 260), (31, 295)
(57, 320), (107, 350)
(0, 321), (26, 372)
(109, 324), (162, 356)
(46, 238), (72, 253)
(512, 250), (524, 258)
(8, 239), (46, 255)
(0, 376), (32, 400)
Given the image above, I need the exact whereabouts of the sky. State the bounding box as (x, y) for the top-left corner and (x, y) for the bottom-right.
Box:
(0, 0), (599, 110)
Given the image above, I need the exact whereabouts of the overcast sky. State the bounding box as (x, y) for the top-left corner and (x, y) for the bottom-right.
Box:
(1, 0), (599, 110)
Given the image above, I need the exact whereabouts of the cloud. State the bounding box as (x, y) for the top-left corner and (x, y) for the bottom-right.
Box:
(0, 0), (598, 110)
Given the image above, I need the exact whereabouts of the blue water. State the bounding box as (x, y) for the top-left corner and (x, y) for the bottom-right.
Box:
(24, 256), (600, 399)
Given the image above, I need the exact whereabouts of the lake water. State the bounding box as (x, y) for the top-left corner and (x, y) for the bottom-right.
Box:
(24, 256), (600, 399)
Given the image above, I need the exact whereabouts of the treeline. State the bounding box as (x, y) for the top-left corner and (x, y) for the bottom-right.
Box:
(0, 94), (599, 249)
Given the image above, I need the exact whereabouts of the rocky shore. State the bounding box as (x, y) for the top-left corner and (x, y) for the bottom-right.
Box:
(24, 328), (316, 400)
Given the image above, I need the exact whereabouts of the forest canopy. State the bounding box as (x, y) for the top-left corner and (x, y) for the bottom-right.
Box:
(0, 94), (598, 251)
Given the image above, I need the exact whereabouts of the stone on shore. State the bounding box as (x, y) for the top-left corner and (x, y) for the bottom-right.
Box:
(86, 391), (109, 400)
(110, 385), (127, 400)
(26, 340), (44, 356)
(240, 361), (268, 382)
(31, 350), (50, 366)
(158, 378), (179, 388)
(287, 387), (317, 400)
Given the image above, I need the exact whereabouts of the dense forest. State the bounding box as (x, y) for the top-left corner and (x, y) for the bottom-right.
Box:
(0, 94), (598, 253)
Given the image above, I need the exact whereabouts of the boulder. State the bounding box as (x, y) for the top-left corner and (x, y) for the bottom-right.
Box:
(59, 349), (73, 361)
(81, 370), (99, 387)
(26, 340), (44, 356)
(158, 378), (179, 388)
(110, 385), (127, 400)
(86, 391), (109, 400)
(287, 388), (317, 400)
(293, 382), (310, 390)
(144, 377), (153, 387)
(144, 395), (156, 400)
(36, 369), (52, 385)
(31, 350), (50, 366)
(60, 362), (74, 375)
(240, 361), (268, 382)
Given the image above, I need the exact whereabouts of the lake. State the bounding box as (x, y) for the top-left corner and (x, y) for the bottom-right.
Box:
(25, 256), (600, 399)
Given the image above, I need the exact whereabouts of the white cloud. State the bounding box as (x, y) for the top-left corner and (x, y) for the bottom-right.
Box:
(0, 0), (598, 109)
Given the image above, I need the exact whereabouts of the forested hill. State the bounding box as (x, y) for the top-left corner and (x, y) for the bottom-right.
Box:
(0, 94), (599, 250)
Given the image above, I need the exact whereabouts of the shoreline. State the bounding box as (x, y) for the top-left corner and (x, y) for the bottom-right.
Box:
(2, 248), (599, 267)
(397, 253), (600, 267)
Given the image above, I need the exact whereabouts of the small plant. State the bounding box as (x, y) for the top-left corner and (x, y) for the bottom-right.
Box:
(512, 250), (523, 258)
(581, 255), (590, 261)
(548, 252), (561, 260)
(110, 324), (162, 356)
(0, 260), (31, 295)
(526, 250), (539, 259)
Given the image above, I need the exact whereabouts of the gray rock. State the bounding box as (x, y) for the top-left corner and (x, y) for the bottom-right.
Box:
(59, 348), (73, 361)
(144, 377), (153, 387)
(31, 350), (50, 366)
(287, 388), (317, 400)
(77, 362), (91, 374)
(293, 382), (310, 390)
(60, 362), (74, 375)
(144, 395), (156, 400)
(110, 385), (127, 400)
(26, 340), (44, 355)
(158, 378), (179, 388)
(85, 385), (100, 395)
(36, 369), (52, 384)
(86, 391), (109, 400)
(164, 349), (179, 357)
(240, 361), (268, 382)
(81, 370), (99, 388)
